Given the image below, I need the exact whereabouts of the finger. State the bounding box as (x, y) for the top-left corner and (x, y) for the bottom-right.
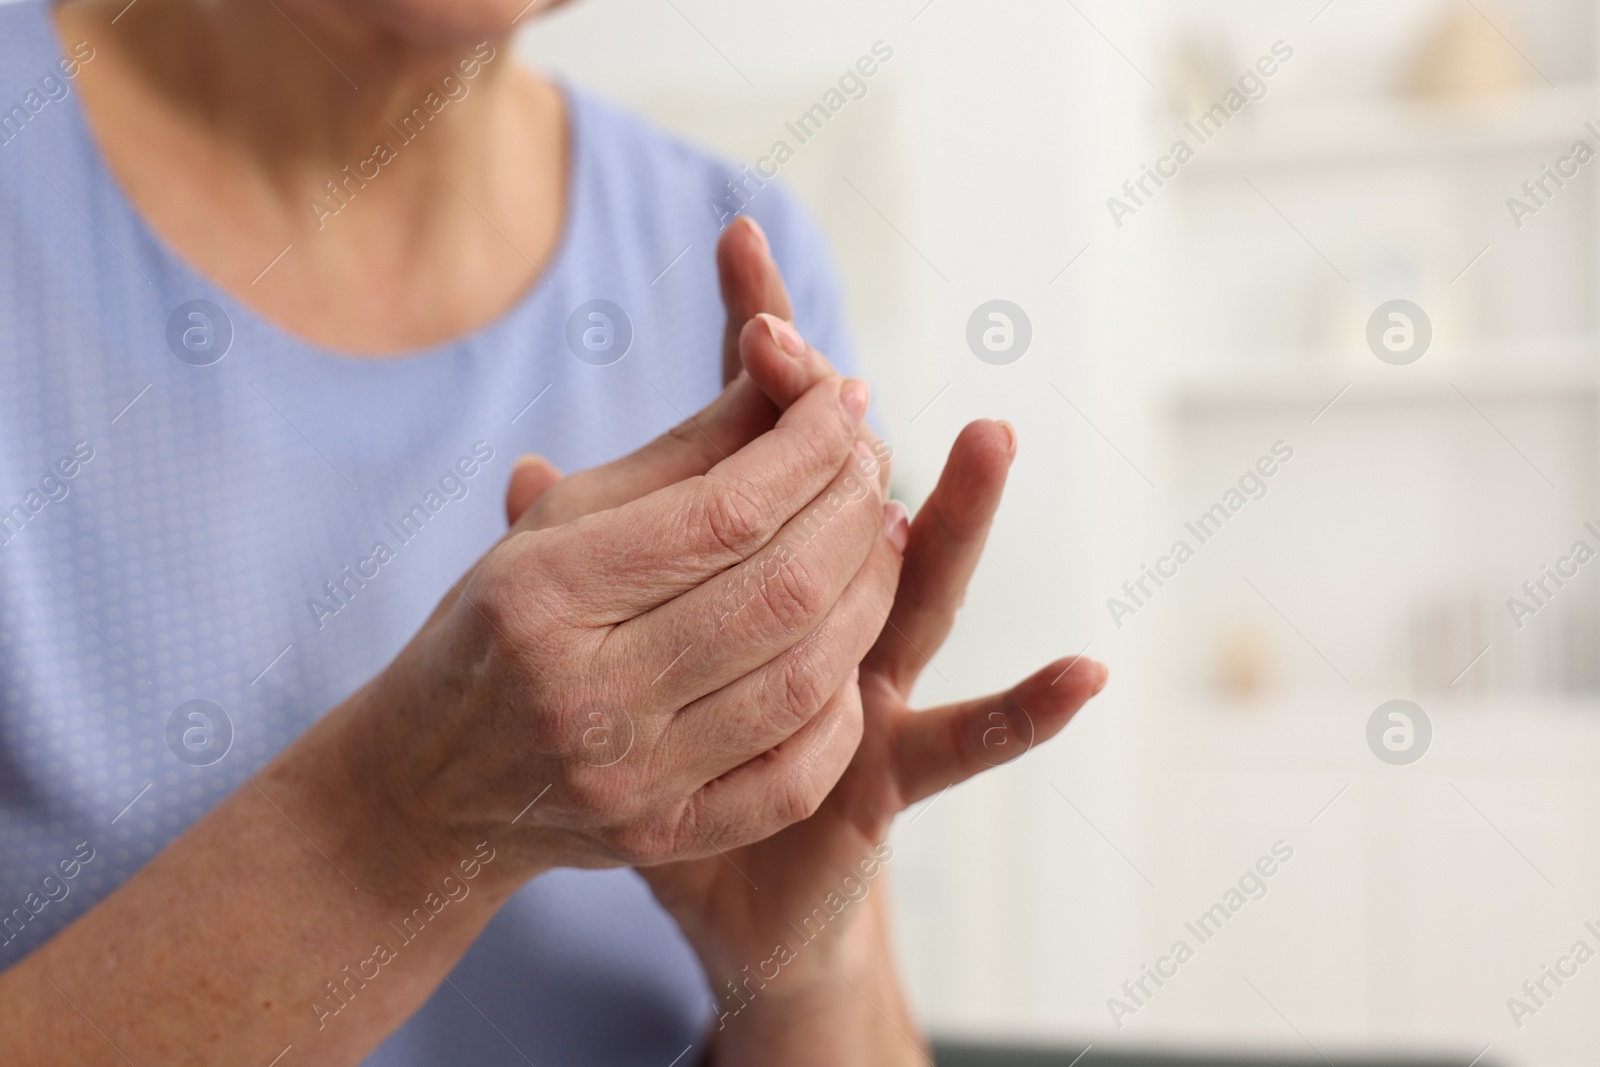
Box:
(739, 312), (839, 408)
(506, 455), (564, 525)
(518, 310), (847, 535)
(718, 216), (795, 384)
(890, 657), (1108, 807)
(740, 313), (892, 495)
(514, 218), (796, 535)
(613, 435), (888, 713)
(678, 682), (863, 852)
(663, 501), (908, 781)
(864, 419), (1015, 694)
(513, 372), (779, 533)
(537, 374), (868, 618)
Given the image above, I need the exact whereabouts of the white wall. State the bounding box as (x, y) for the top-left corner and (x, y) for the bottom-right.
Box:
(519, 2), (1600, 1063)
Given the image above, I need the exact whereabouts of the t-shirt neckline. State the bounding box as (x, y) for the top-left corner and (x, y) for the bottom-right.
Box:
(36, 0), (583, 370)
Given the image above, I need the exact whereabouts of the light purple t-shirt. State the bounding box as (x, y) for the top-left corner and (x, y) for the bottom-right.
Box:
(0, 4), (854, 1062)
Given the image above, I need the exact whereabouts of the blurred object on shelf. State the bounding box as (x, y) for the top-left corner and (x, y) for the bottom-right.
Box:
(1214, 620), (1274, 700)
(1163, 30), (1237, 119)
(1496, 580), (1600, 694)
(1406, 592), (1494, 693)
(1400, 4), (1532, 101)
(1561, 593), (1600, 692)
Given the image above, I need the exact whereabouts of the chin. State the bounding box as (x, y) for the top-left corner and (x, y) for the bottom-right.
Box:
(335, 0), (574, 43)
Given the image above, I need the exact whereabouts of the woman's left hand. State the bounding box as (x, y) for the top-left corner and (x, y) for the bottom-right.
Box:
(505, 215), (1108, 1061)
(637, 336), (1108, 1053)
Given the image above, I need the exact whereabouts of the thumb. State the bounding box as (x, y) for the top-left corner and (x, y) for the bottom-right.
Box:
(890, 657), (1108, 807)
(505, 454), (563, 526)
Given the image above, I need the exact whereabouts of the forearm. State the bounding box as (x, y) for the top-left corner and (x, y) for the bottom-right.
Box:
(0, 682), (525, 1067)
(710, 885), (927, 1067)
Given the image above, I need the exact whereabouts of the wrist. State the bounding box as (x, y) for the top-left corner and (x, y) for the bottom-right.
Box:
(270, 677), (523, 913)
(705, 903), (874, 1022)
(708, 889), (926, 1065)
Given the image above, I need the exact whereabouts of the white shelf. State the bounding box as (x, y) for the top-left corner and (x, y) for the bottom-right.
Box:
(1169, 355), (1600, 415)
(1149, 692), (1600, 720)
(1183, 85), (1600, 173)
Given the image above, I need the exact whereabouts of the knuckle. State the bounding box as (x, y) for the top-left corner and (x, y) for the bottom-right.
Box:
(772, 650), (831, 734)
(698, 478), (773, 559)
(473, 534), (559, 633)
(768, 768), (827, 828)
(472, 583), (537, 663)
(525, 698), (573, 756)
(470, 545), (588, 689)
(560, 766), (612, 818)
(755, 547), (828, 633)
(785, 419), (842, 477)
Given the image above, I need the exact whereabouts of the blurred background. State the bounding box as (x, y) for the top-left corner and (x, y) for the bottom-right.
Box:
(524, 1), (1600, 1065)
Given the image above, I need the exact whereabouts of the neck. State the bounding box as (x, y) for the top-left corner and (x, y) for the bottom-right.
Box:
(71, 0), (516, 187)
(53, 0), (567, 353)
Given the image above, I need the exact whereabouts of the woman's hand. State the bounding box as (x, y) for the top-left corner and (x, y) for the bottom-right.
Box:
(501, 219), (1108, 1061)
(346, 357), (906, 891)
(504, 298), (1108, 1062)
(636, 330), (1109, 1063)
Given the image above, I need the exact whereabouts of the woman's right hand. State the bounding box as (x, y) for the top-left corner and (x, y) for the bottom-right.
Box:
(351, 369), (903, 886)
(0, 220), (903, 1067)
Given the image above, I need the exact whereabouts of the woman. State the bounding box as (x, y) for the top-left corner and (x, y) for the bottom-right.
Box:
(0, 0), (1107, 1062)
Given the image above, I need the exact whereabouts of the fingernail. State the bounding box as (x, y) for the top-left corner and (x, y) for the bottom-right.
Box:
(883, 500), (910, 552)
(997, 420), (1018, 459)
(761, 313), (806, 358)
(841, 378), (870, 424)
(1088, 660), (1109, 694)
(746, 217), (771, 257)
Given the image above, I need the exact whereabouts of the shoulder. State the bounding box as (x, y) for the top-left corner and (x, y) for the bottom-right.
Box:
(565, 86), (854, 364)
